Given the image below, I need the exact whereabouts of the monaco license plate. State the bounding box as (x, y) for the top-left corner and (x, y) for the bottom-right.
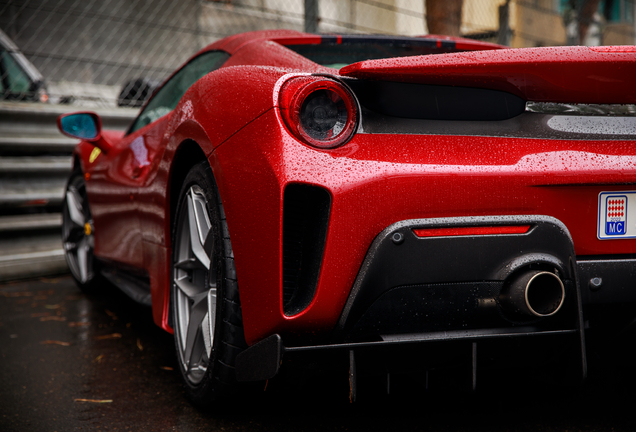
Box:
(598, 191), (636, 239)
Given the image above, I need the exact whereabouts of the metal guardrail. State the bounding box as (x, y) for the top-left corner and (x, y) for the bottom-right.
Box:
(0, 101), (135, 141)
(0, 101), (137, 281)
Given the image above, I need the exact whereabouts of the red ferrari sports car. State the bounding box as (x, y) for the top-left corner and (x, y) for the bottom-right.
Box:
(58, 30), (636, 404)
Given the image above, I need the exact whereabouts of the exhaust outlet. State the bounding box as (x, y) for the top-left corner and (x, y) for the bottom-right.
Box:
(500, 270), (565, 317)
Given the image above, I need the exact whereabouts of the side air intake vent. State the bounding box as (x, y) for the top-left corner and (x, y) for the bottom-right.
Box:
(282, 184), (331, 316)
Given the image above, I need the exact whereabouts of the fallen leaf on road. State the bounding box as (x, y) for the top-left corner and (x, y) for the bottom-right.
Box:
(45, 304), (60, 310)
(160, 366), (173, 371)
(1, 291), (33, 297)
(41, 278), (61, 284)
(95, 333), (122, 340)
(74, 399), (112, 403)
(137, 338), (143, 351)
(68, 321), (90, 327)
(104, 309), (118, 320)
(40, 340), (71, 347)
(93, 354), (104, 363)
(40, 316), (66, 322)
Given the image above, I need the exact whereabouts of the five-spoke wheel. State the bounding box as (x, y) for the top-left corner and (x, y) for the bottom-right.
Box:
(172, 162), (246, 405)
(173, 185), (217, 384)
(62, 174), (99, 290)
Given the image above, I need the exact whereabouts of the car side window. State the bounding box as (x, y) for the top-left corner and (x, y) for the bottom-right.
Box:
(0, 53), (4, 93)
(0, 49), (32, 95)
(128, 50), (230, 134)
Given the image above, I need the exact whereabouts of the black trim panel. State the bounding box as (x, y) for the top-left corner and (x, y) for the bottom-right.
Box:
(577, 258), (636, 305)
(341, 78), (636, 140)
(357, 108), (636, 140)
(347, 79), (526, 121)
(101, 267), (152, 307)
(336, 215), (576, 336)
(320, 35), (456, 49)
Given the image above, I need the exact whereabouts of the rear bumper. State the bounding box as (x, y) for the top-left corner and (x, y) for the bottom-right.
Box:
(335, 215), (579, 342)
(237, 215), (589, 382)
(217, 109), (636, 346)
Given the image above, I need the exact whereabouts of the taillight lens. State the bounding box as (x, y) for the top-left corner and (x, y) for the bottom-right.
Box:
(413, 225), (531, 238)
(279, 76), (358, 149)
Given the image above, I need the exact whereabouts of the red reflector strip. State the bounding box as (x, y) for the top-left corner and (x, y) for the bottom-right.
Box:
(413, 225), (531, 238)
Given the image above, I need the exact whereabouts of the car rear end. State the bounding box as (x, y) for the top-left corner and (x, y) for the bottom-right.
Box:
(225, 38), (636, 391)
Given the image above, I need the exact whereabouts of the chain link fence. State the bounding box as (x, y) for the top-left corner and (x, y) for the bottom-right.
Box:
(1, 0), (635, 107)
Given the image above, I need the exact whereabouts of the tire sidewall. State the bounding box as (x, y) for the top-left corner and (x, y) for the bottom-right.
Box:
(171, 162), (229, 405)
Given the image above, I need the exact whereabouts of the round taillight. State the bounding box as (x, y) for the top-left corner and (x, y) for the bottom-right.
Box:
(279, 76), (359, 149)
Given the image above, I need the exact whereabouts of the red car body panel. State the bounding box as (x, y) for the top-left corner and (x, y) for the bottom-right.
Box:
(212, 109), (636, 344)
(68, 30), (636, 348)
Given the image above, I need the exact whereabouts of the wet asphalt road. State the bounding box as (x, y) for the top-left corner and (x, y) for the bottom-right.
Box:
(2, 275), (636, 432)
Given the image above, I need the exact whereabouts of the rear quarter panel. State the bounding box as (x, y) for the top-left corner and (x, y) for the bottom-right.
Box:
(212, 108), (636, 345)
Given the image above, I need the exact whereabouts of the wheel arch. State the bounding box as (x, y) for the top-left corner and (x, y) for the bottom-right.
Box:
(163, 139), (208, 332)
(167, 139), (208, 248)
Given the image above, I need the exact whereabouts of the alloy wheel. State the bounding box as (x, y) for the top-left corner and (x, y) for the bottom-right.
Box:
(173, 185), (217, 385)
(62, 176), (95, 284)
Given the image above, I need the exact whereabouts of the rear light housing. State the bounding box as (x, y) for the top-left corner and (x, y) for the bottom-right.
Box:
(279, 75), (359, 149)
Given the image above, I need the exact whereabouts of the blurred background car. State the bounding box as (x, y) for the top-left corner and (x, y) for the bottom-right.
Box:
(0, 28), (48, 103)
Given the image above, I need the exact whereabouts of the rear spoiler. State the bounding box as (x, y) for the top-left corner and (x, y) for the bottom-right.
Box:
(339, 46), (636, 104)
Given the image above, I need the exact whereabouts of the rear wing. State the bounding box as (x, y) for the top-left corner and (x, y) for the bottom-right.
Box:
(340, 46), (636, 104)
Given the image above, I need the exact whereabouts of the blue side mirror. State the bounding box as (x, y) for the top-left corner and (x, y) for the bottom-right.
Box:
(58, 112), (100, 140)
(57, 112), (112, 153)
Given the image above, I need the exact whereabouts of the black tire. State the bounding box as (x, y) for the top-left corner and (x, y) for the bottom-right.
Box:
(171, 161), (247, 406)
(62, 173), (102, 292)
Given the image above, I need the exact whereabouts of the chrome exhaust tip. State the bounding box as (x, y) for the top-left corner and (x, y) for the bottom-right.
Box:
(501, 270), (565, 318)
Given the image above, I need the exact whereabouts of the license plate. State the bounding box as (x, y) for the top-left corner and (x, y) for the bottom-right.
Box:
(598, 191), (636, 239)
